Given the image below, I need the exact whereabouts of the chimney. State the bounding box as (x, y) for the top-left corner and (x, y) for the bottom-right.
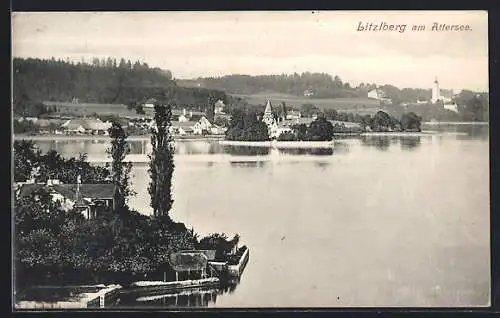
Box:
(190, 111), (193, 117)
(183, 108), (186, 116)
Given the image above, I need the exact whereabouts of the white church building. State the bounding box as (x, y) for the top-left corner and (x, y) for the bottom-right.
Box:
(431, 77), (459, 113)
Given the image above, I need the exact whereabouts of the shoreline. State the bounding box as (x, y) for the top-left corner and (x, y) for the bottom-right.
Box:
(13, 134), (224, 142)
(219, 140), (334, 148)
(422, 121), (488, 125)
(360, 131), (437, 137)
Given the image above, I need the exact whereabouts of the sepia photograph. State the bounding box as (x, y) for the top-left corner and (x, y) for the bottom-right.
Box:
(11, 10), (489, 309)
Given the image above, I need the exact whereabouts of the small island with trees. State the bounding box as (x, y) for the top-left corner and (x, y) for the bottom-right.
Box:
(220, 99), (426, 147)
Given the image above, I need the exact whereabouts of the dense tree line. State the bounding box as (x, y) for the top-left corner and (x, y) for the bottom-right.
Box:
(196, 73), (363, 98)
(278, 117), (335, 142)
(13, 57), (227, 116)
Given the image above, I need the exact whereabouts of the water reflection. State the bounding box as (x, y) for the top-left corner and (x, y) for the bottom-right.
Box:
(278, 148), (334, 156)
(224, 145), (270, 156)
(230, 161), (268, 168)
(422, 123), (489, 140)
(399, 137), (421, 151)
(119, 287), (219, 308)
(361, 136), (392, 151)
(118, 279), (242, 308)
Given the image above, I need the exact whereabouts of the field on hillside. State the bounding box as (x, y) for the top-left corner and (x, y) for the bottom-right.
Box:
(231, 93), (383, 114)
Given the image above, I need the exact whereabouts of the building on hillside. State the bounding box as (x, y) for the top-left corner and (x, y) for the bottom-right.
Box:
(304, 89), (315, 97)
(368, 89), (392, 104)
(16, 180), (122, 219)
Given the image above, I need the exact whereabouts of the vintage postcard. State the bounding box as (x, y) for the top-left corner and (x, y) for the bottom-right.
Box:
(11, 11), (489, 309)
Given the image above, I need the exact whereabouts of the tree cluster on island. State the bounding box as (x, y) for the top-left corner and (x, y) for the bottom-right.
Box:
(224, 108), (270, 141)
(13, 104), (241, 290)
(277, 117), (335, 142)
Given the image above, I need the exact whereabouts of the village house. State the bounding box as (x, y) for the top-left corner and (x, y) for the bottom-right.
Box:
(210, 125), (227, 135)
(192, 116), (213, 134)
(60, 118), (112, 135)
(169, 121), (197, 135)
(285, 110), (301, 120)
(368, 88), (392, 104)
(141, 98), (158, 109)
(16, 180), (122, 219)
(304, 89), (315, 97)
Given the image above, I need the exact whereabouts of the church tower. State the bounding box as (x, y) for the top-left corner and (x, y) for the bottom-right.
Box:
(262, 100), (277, 138)
(262, 100), (276, 127)
(431, 77), (440, 104)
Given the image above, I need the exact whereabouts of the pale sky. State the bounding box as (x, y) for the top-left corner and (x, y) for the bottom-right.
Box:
(12, 11), (489, 91)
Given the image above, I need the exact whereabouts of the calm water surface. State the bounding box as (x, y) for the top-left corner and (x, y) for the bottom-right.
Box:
(31, 124), (490, 307)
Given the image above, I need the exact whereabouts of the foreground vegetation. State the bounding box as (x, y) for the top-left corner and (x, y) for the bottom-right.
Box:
(14, 104), (241, 291)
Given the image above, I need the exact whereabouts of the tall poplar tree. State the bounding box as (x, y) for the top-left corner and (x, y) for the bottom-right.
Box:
(107, 121), (134, 207)
(148, 103), (175, 218)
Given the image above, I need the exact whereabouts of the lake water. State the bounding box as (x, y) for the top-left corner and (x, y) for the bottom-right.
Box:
(30, 124), (490, 307)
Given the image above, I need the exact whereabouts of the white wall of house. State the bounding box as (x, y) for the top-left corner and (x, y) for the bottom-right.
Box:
(368, 89), (379, 99)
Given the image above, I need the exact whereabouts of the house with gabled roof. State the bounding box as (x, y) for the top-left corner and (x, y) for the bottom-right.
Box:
(60, 118), (111, 135)
(16, 180), (122, 219)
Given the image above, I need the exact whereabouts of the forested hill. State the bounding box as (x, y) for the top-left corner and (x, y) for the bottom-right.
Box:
(12, 57), (227, 111)
(178, 73), (365, 98)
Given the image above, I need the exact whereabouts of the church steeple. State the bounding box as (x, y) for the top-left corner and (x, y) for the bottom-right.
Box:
(262, 99), (277, 133)
(431, 76), (440, 104)
(264, 100), (273, 116)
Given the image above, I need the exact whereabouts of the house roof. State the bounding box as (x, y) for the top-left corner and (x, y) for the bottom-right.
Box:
(282, 118), (315, 126)
(86, 121), (112, 131)
(35, 119), (51, 127)
(143, 98), (158, 105)
(17, 183), (117, 200)
(41, 184), (116, 201)
(190, 114), (204, 122)
(169, 252), (208, 272)
(172, 109), (205, 116)
(180, 249), (216, 261)
(172, 121), (197, 128)
(61, 118), (106, 130)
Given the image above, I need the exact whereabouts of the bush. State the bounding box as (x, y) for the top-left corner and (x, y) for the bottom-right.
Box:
(277, 132), (297, 141)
